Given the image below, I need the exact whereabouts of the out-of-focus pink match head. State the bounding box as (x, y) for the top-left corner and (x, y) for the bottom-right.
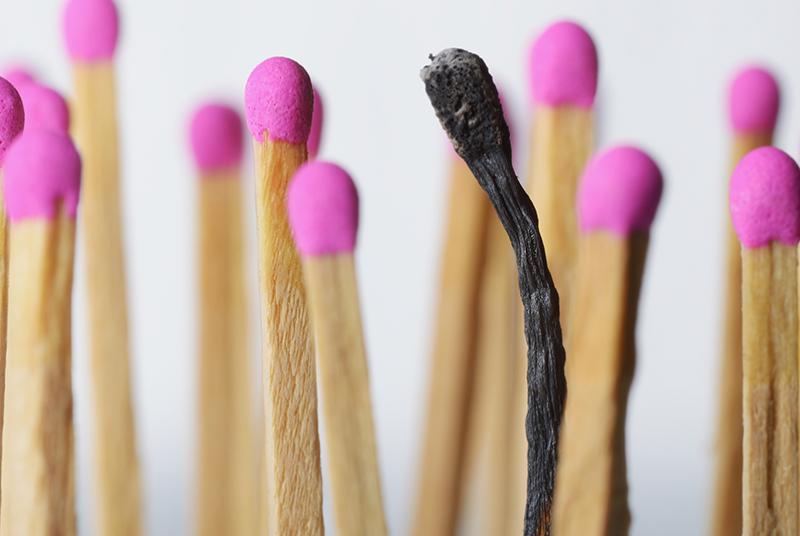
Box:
(287, 161), (359, 256)
(730, 147), (800, 248)
(307, 87), (324, 159)
(3, 129), (81, 222)
(17, 83), (70, 133)
(188, 103), (244, 173)
(63, 0), (120, 62)
(3, 67), (36, 89)
(529, 20), (598, 108)
(578, 145), (663, 235)
(728, 66), (780, 135)
(244, 57), (313, 144)
(0, 78), (25, 166)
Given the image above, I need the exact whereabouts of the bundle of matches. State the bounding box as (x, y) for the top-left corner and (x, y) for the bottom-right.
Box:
(552, 146), (663, 535)
(287, 162), (387, 535)
(730, 147), (800, 535)
(244, 57), (324, 533)
(188, 103), (258, 536)
(421, 48), (566, 536)
(63, 1), (142, 534)
(712, 65), (779, 536)
(0, 129), (81, 534)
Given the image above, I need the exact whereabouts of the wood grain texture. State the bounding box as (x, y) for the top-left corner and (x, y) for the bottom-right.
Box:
(303, 255), (387, 536)
(711, 131), (772, 536)
(253, 139), (323, 535)
(196, 173), (258, 536)
(413, 158), (489, 536)
(0, 215), (76, 536)
(741, 244), (798, 535)
(552, 232), (649, 536)
(72, 62), (141, 536)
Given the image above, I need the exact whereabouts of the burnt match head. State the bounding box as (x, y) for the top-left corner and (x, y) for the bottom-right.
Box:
(421, 48), (510, 161)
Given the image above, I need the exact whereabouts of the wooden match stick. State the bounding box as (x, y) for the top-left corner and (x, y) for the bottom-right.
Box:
(552, 146), (663, 536)
(63, 2), (142, 534)
(730, 147), (800, 535)
(0, 129), (81, 535)
(509, 20), (598, 528)
(244, 56), (324, 534)
(712, 65), (779, 536)
(288, 161), (387, 535)
(189, 103), (258, 536)
(308, 87), (324, 160)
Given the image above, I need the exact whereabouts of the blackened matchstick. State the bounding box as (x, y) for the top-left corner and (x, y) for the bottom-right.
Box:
(421, 48), (566, 536)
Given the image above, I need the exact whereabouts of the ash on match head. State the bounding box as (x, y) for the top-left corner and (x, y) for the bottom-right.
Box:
(728, 66), (780, 134)
(421, 48), (509, 161)
(3, 129), (81, 222)
(529, 20), (598, 108)
(18, 83), (70, 133)
(244, 57), (313, 144)
(578, 145), (663, 235)
(0, 78), (25, 165)
(63, 0), (120, 62)
(308, 87), (324, 159)
(287, 161), (359, 256)
(188, 103), (244, 173)
(730, 146), (800, 248)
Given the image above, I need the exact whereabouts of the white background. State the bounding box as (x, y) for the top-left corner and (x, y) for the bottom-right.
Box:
(3, 0), (800, 534)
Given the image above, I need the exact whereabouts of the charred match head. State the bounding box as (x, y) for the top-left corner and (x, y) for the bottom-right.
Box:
(420, 48), (510, 162)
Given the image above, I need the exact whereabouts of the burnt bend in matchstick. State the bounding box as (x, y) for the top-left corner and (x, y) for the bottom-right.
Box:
(421, 48), (566, 536)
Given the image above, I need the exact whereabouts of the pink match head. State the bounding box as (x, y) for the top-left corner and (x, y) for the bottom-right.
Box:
(63, 0), (120, 62)
(728, 66), (780, 135)
(17, 83), (70, 133)
(3, 67), (36, 89)
(3, 129), (81, 222)
(307, 87), (324, 159)
(0, 78), (25, 167)
(287, 161), (359, 256)
(244, 57), (313, 144)
(188, 103), (244, 173)
(730, 147), (800, 248)
(578, 145), (663, 235)
(529, 20), (598, 108)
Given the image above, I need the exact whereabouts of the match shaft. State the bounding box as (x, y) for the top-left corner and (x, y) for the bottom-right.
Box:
(0, 181), (9, 503)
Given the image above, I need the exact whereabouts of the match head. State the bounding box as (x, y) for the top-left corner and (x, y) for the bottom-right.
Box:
(287, 161), (359, 256)
(578, 145), (663, 235)
(529, 20), (598, 108)
(244, 57), (313, 144)
(307, 87), (324, 159)
(730, 147), (800, 248)
(0, 78), (25, 166)
(3, 129), (81, 222)
(421, 48), (510, 161)
(188, 103), (244, 173)
(3, 67), (36, 88)
(728, 66), (780, 134)
(17, 83), (70, 133)
(63, 0), (120, 62)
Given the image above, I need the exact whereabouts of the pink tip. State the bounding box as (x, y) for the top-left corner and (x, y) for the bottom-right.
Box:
(529, 20), (598, 108)
(730, 147), (800, 248)
(63, 0), (119, 62)
(578, 145), (663, 235)
(188, 103), (244, 173)
(17, 83), (70, 133)
(3, 129), (81, 222)
(728, 66), (780, 135)
(287, 161), (359, 256)
(307, 88), (324, 159)
(3, 67), (36, 88)
(244, 57), (313, 144)
(0, 79), (25, 166)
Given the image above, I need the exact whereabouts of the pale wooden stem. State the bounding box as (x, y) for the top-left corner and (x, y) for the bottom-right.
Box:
(303, 254), (387, 536)
(0, 178), (9, 502)
(72, 62), (141, 536)
(0, 215), (76, 536)
(413, 158), (489, 536)
(741, 243), (798, 535)
(253, 139), (323, 535)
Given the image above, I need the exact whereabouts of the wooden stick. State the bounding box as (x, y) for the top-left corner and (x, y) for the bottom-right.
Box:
(245, 57), (323, 535)
(712, 65), (779, 536)
(412, 155), (489, 536)
(287, 161), (386, 534)
(64, 2), (141, 532)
